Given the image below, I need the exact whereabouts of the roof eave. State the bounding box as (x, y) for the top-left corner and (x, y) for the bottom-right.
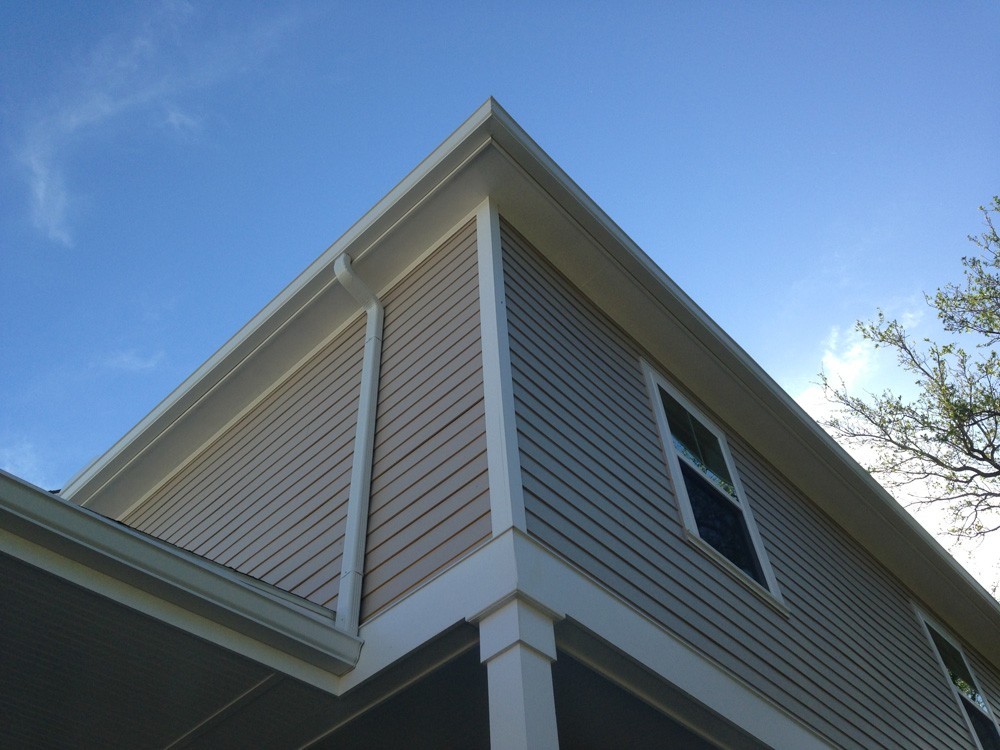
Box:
(1, 470), (362, 676)
(58, 98), (1000, 662)
(61, 99), (503, 507)
(481, 103), (1000, 660)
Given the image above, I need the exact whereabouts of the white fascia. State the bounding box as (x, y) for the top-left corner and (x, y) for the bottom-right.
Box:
(55, 96), (1000, 662)
(0, 470), (362, 684)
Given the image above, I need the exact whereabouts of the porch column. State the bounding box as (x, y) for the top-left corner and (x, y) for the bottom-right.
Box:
(478, 597), (559, 750)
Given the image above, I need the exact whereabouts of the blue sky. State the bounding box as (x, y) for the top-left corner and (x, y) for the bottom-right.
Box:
(2, 2), (998, 582)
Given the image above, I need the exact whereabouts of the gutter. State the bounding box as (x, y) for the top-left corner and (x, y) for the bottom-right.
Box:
(0, 469), (362, 675)
(333, 253), (384, 635)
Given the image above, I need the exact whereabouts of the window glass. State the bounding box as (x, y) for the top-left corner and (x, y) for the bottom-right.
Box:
(651, 379), (774, 594)
(680, 463), (765, 584)
(925, 621), (1000, 750)
(929, 628), (990, 712)
(964, 703), (1000, 750)
(660, 389), (735, 496)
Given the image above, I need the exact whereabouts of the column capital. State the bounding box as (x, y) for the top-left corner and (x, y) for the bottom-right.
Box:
(476, 595), (559, 664)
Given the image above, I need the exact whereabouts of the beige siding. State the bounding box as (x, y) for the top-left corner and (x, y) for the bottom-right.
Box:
(502, 220), (979, 750)
(124, 314), (365, 609)
(360, 220), (491, 621)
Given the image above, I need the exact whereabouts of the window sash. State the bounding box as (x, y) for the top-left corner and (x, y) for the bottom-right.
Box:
(644, 362), (781, 601)
(921, 615), (1000, 750)
(679, 462), (766, 585)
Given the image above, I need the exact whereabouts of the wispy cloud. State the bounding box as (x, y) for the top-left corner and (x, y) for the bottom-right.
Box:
(14, 1), (296, 246)
(793, 310), (1000, 592)
(100, 349), (166, 373)
(794, 324), (881, 441)
(0, 438), (54, 489)
(794, 303), (925, 436)
(164, 107), (202, 134)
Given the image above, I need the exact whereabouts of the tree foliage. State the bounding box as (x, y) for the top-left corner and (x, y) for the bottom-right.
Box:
(823, 197), (1000, 541)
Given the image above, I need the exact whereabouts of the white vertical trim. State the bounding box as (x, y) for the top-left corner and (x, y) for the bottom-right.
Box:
(334, 253), (384, 635)
(476, 198), (527, 535)
(478, 596), (560, 750)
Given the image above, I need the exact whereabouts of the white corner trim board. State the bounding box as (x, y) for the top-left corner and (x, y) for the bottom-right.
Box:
(333, 253), (384, 635)
(475, 198), (527, 536)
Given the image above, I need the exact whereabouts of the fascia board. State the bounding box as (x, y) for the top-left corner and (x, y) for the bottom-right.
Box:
(1, 470), (362, 675)
(63, 100), (500, 511)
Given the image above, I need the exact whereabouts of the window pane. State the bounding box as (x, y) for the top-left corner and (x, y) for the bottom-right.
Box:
(929, 629), (990, 712)
(660, 389), (700, 459)
(659, 389), (735, 496)
(963, 699), (1000, 750)
(680, 462), (765, 585)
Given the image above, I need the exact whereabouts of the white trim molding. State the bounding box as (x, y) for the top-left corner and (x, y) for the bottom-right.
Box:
(475, 197), (527, 535)
(477, 596), (560, 750)
(344, 528), (830, 747)
(60, 99), (1000, 664)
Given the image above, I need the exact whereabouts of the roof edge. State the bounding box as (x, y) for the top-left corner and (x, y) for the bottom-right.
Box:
(480, 103), (1000, 649)
(63, 98), (503, 504)
(1, 469), (362, 676)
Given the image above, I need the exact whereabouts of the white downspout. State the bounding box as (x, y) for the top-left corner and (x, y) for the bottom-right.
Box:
(333, 253), (383, 635)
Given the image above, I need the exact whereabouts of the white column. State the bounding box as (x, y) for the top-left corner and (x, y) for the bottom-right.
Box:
(478, 597), (559, 750)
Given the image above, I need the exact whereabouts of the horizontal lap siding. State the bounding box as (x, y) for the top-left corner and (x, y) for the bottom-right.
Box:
(501, 221), (973, 750)
(360, 220), (490, 622)
(123, 314), (365, 609)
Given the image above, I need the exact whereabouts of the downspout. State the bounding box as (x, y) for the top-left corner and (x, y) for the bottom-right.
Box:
(333, 253), (383, 636)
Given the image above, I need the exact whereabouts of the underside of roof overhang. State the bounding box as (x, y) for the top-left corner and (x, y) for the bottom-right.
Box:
(56, 99), (1000, 664)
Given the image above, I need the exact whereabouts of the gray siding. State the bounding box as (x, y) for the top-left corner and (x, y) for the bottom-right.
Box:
(124, 314), (366, 609)
(360, 220), (491, 621)
(502, 220), (979, 749)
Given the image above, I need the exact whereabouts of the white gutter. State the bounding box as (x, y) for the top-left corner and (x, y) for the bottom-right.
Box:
(0, 469), (362, 675)
(333, 253), (384, 635)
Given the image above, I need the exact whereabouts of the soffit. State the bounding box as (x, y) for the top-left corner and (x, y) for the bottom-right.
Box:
(483, 117), (1000, 662)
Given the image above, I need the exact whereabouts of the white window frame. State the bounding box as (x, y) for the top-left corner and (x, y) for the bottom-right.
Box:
(643, 361), (783, 604)
(917, 609), (1000, 750)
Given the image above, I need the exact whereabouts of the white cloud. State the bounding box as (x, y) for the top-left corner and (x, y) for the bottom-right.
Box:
(101, 349), (166, 373)
(794, 302), (926, 445)
(23, 146), (72, 245)
(794, 324), (883, 445)
(793, 314), (999, 593)
(164, 107), (201, 134)
(0, 439), (55, 490)
(14, 2), (295, 245)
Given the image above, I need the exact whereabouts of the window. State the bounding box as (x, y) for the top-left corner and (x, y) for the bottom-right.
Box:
(922, 617), (1000, 750)
(644, 363), (779, 597)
